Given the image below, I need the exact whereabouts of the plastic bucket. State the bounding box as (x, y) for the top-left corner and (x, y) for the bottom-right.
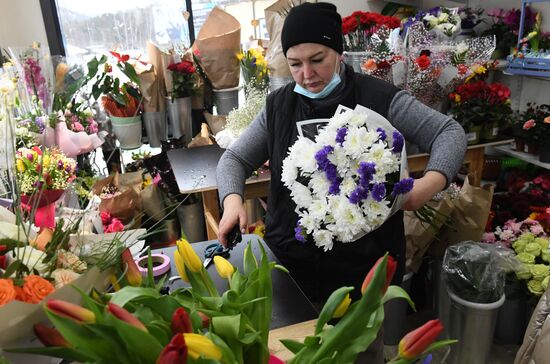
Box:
(447, 291), (505, 364)
(143, 111), (167, 147)
(343, 51), (368, 73)
(166, 97), (192, 142)
(269, 77), (293, 92)
(213, 87), (240, 115)
(110, 115), (142, 150)
(383, 271), (414, 345)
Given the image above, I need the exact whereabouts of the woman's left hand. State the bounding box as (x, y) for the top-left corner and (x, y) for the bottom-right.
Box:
(401, 171), (447, 211)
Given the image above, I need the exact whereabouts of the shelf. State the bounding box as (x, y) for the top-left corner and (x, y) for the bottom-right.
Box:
(491, 143), (550, 170)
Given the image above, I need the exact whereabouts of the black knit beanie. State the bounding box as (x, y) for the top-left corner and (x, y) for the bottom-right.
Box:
(281, 2), (343, 56)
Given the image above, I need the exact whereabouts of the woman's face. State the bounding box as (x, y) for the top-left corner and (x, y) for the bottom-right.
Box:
(286, 43), (341, 93)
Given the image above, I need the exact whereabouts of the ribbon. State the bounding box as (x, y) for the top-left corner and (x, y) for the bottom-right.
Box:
(135, 254), (171, 277)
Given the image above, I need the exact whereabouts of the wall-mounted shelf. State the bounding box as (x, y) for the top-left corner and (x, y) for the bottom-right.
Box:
(491, 143), (550, 170)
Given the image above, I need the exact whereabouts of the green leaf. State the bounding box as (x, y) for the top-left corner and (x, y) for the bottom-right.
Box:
(109, 315), (164, 364)
(243, 243), (258, 276)
(422, 339), (458, 355)
(146, 321), (172, 346)
(110, 286), (160, 307)
(2, 260), (23, 278)
(86, 323), (135, 363)
(207, 332), (240, 364)
(87, 57), (100, 78)
(212, 314), (243, 340)
(121, 62), (140, 84)
(138, 296), (182, 322)
(274, 264), (289, 273)
(111, 92), (127, 106)
(383, 286), (416, 312)
(4, 346), (95, 363)
(315, 286), (354, 335)
(279, 339), (306, 354)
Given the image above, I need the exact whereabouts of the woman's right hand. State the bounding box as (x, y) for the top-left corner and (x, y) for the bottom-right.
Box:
(218, 194), (248, 247)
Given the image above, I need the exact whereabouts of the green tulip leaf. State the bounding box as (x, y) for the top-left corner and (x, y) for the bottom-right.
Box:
(422, 339), (459, 355)
(243, 242), (258, 276)
(383, 285), (416, 311)
(138, 296), (183, 322)
(109, 315), (163, 364)
(110, 286), (160, 307)
(146, 321), (172, 346)
(86, 323), (135, 363)
(280, 339), (306, 354)
(212, 314), (243, 340)
(315, 286), (354, 335)
(274, 264), (289, 273)
(207, 332), (239, 364)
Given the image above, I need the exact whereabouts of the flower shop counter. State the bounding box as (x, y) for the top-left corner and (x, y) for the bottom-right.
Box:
(168, 140), (513, 240)
(154, 234), (318, 329)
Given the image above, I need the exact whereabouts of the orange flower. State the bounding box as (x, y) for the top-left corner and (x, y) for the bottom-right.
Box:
(0, 279), (17, 306)
(22, 275), (55, 303)
(363, 59), (377, 71)
(31, 228), (54, 251)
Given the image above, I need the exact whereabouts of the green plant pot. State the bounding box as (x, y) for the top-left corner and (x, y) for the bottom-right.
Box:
(466, 125), (482, 145)
(481, 123), (499, 141)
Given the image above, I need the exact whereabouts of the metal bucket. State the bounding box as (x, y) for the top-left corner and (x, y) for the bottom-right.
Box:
(176, 199), (206, 243)
(433, 259), (452, 339)
(383, 271), (414, 345)
(269, 77), (293, 92)
(447, 291), (505, 364)
(494, 297), (531, 344)
(343, 51), (368, 73)
(143, 111), (167, 147)
(166, 97), (192, 142)
(213, 87), (240, 115)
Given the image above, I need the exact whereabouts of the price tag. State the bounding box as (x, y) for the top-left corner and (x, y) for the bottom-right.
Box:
(492, 127), (499, 137)
(466, 132), (477, 142)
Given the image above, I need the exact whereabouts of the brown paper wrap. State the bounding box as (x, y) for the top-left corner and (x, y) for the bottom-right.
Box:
(146, 41), (171, 112)
(405, 197), (455, 273)
(430, 175), (495, 258)
(92, 172), (143, 225)
(131, 61), (156, 113)
(192, 7), (241, 89)
(264, 0), (293, 78)
(142, 182), (168, 222)
(204, 111), (227, 135)
(188, 123), (215, 148)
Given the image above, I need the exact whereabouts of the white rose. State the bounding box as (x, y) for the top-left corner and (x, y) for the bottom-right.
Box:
(11, 247), (48, 274)
(52, 268), (80, 288)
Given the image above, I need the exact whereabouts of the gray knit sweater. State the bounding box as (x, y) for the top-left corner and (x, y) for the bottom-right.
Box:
(217, 80), (467, 204)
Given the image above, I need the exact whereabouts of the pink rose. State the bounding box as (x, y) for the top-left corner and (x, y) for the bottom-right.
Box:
(523, 119), (536, 130)
(530, 224), (544, 235)
(72, 122), (85, 132)
(105, 218), (124, 233)
(482, 232), (496, 243)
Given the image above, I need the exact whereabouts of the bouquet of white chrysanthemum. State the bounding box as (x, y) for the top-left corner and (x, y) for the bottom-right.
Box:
(282, 105), (412, 251)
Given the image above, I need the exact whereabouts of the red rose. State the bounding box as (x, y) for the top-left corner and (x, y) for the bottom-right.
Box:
(415, 55), (431, 70)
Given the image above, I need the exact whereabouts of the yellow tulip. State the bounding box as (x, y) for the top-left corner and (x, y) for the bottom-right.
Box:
(332, 293), (351, 318)
(176, 239), (202, 273)
(183, 333), (222, 360)
(213, 255), (234, 279)
(42, 155), (50, 168)
(16, 159), (25, 172)
(173, 250), (189, 282)
(236, 52), (244, 61)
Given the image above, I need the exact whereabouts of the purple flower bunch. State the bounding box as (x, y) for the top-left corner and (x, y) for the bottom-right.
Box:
(23, 56), (50, 110)
(315, 145), (341, 195)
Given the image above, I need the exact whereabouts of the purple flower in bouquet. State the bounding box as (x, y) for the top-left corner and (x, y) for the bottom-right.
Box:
(35, 116), (46, 133)
(349, 187), (369, 204)
(336, 127), (348, 146)
(392, 131), (404, 153)
(294, 222), (306, 243)
(377, 128), (387, 141)
(371, 183), (387, 202)
(392, 178), (414, 197)
(22, 56), (50, 110)
(358, 162), (376, 187)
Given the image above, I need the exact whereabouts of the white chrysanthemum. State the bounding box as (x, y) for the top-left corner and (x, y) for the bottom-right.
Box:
(313, 230), (334, 252)
(281, 158), (298, 186)
(297, 140), (319, 174)
(363, 198), (391, 224)
(316, 127), (338, 146)
(342, 126), (367, 158)
(333, 201), (366, 235)
(329, 111), (352, 129)
(329, 147), (350, 175)
(348, 114), (367, 127)
(309, 172), (330, 196)
(299, 211), (318, 234)
(290, 182), (313, 209)
(340, 176), (358, 196)
(309, 198), (328, 219)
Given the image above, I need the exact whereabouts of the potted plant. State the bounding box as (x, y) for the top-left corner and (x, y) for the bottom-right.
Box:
(87, 51), (143, 149)
(531, 104), (550, 162)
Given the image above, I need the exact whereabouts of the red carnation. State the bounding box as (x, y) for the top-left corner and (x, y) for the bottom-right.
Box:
(415, 55), (431, 70)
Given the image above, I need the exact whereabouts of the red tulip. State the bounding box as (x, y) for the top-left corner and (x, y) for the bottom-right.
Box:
(47, 299), (96, 323)
(361, 255), (396, 295)
(107, 302), (148, 332)
(156, 334), (187, 364)
(33, 323), (69, 347)
(171, 307), (193, 334)
(197, 311), (210, 329)
(398, 319), (444, 359)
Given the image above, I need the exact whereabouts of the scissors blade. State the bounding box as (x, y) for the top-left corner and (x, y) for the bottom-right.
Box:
(203, 257), (213, 268)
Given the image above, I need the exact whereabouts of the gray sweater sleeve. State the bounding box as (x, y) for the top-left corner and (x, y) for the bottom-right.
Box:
(216, 107), (269, 204)
(388, 90), (467, 186)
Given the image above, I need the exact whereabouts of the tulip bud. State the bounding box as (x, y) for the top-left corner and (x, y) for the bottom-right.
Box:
(213, 255), (234, 279)
(173, 250), (189, 282)
(171, 307), (193, 334)
(176, 239), (202, 273)
(47, 299), (96, 323)
(107, 302), (148, 332)
(33, 323), (69, 347)
(361, 255), (397, 295)
(332, 293), (351, 319)
(197, 311), (210, 329)
(121, 248), (142, 287)
(156, 334), (187, 364)
(398, 319), (444, 359)
(183, 333), (222, 361)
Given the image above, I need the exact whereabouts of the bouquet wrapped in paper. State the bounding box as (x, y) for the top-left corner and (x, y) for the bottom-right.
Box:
(282, 105), (412, 251)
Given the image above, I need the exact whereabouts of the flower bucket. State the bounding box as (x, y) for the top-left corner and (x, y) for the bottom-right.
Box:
(447, 291), (505, 364)
(110, 115), (142, 150)
(343, 51), (368, 73)
(166, 97), (192, 142)
(213, 87), (240, 115)
(143, 111), (167, 148)
(539, 145), (550, 163)
(481, 122), (499, 141)
(269, 77), (293, 92)
(494, 297), (531, 344)
(383, 271), (414, 345)
(465, 125), (481, 145)
(514, 137), (526, 152)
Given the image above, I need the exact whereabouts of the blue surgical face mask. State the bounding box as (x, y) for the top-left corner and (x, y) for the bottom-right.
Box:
(293, 65), (342, 99)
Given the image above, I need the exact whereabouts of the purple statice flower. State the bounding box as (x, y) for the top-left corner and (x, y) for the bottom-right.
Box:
(376, 127), (386, 141)
(349, 186), (369, 204)
(329, 180), (341, 195)
(335, 127), (348, 146)
(392, 177), (414, 197)
(371, 183), (386, 202)
(315, 145), (341, 194)
(392, 131), (404, 153)
(358, 162), (376, 187)
(315, 145), (334, 170)
(294, 221), (306, 243)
